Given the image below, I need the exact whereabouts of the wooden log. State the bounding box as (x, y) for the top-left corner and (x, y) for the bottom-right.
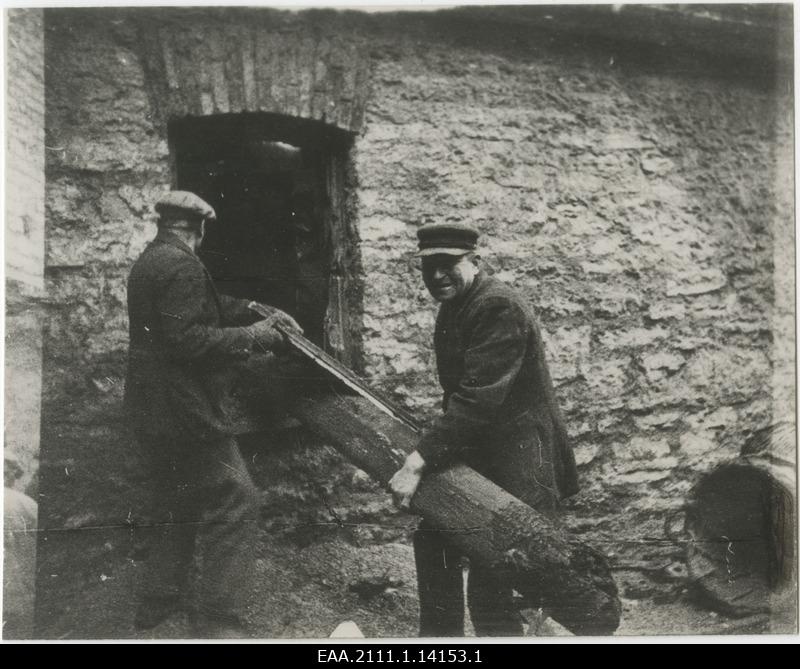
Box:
(289, 386), (621, 635)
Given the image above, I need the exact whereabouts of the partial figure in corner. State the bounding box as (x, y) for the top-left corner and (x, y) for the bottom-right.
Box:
(124, 190), (302, 638)
(389, 223), (579, 637)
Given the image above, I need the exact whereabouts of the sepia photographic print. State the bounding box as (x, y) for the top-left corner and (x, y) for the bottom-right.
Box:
(3, 1), (797, 642)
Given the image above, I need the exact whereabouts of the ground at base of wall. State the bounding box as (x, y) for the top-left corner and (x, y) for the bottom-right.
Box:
(29, 524), (783, 641)
(29, 417), (794, 639)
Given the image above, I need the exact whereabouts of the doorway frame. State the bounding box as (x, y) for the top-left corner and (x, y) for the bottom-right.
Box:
(166, 111), (364, 370)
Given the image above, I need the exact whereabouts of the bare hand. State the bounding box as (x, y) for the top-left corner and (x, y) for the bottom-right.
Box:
(246, 320), (286, 353)
(389, 451), (426, 510)
(272, 310), (303, 335)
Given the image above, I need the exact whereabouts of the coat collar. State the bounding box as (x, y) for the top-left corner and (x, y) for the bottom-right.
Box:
(152, 229), (199, 260)
(462, 269), (487, 305)
(151, 229), (223, 310)
(441, 269), (487, 317)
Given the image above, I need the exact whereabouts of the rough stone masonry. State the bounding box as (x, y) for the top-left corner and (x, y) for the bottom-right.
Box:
(9, 5), (793, 629)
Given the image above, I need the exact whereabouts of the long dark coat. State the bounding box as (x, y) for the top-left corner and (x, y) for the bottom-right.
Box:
(124, 230), (260, 442)
(416, 270), (579, 508)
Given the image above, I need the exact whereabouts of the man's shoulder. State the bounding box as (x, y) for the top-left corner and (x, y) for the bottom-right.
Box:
(131, 239), (198, 278)
(473, 274), (529, 313)
(463, 274), (541, 336)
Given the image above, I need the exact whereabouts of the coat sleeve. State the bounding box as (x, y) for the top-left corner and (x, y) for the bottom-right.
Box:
(416, 297), (528, 469)
(156, 257), (255, 363)
(218, 293), (257, 325)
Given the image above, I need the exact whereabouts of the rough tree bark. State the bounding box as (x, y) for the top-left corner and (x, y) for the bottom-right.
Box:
(289, 385), (622, 635)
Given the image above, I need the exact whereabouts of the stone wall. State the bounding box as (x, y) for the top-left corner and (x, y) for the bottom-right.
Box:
(6, 8), (46, 496)
(36, 6), (793, 602)
(5, 9), (46, 638)
(6, 10), (46, 291)
(39, 10), (173, 544)
(354, 13), (794, 534)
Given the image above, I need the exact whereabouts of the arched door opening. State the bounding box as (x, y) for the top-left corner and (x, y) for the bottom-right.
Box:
(169, 112), (356, 349)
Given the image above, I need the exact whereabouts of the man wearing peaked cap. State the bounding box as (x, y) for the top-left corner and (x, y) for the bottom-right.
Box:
(125, 190), (302, 638)
(390, 222), (579, 637)
(415, 222), (479, 256)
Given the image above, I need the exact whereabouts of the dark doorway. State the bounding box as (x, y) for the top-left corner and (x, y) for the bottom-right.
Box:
(169, 113), (353, 347)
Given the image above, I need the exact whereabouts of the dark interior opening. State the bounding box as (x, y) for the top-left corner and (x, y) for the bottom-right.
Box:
(169, 112), (352, 346)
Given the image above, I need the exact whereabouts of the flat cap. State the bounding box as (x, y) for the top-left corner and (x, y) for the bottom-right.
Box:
(416, 223), (479, 257)
(155, 190), (216, 223)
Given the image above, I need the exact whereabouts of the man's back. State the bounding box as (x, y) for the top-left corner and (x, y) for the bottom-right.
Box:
(125, 230), (252, 442)
(127, 190), (300, 637)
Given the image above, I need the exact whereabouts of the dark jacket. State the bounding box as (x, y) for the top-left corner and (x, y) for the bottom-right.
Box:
(416, 270), (579, 506)
(124, 230), (261, 442)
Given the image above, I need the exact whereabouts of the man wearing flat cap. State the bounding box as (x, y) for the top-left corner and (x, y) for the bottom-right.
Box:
(389, 222), (579, 637)
(125, 190), (302, 637)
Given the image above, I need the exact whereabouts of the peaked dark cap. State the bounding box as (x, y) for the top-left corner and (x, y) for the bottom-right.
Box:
(155, 190), (217, 223)
(416, 223), (479, 257)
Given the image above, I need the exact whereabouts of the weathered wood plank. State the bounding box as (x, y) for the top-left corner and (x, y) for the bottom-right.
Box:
(350, 55), (371, 131)
(310, 35), (331, 121)
(159, 25), (191, 118)
(254, 28), (277, 113)
(208, 27), (231, 114)
(177, 22), (206, 117)
(221, 22), (245, 114)
(240, 24), (257, 112)
(297, 36), (315, 120)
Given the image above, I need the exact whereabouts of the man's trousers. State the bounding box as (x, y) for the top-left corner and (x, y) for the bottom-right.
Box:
(413, 482), (558, 637)
(413, 520), (524, 637)
(136, 433), (260, 628)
